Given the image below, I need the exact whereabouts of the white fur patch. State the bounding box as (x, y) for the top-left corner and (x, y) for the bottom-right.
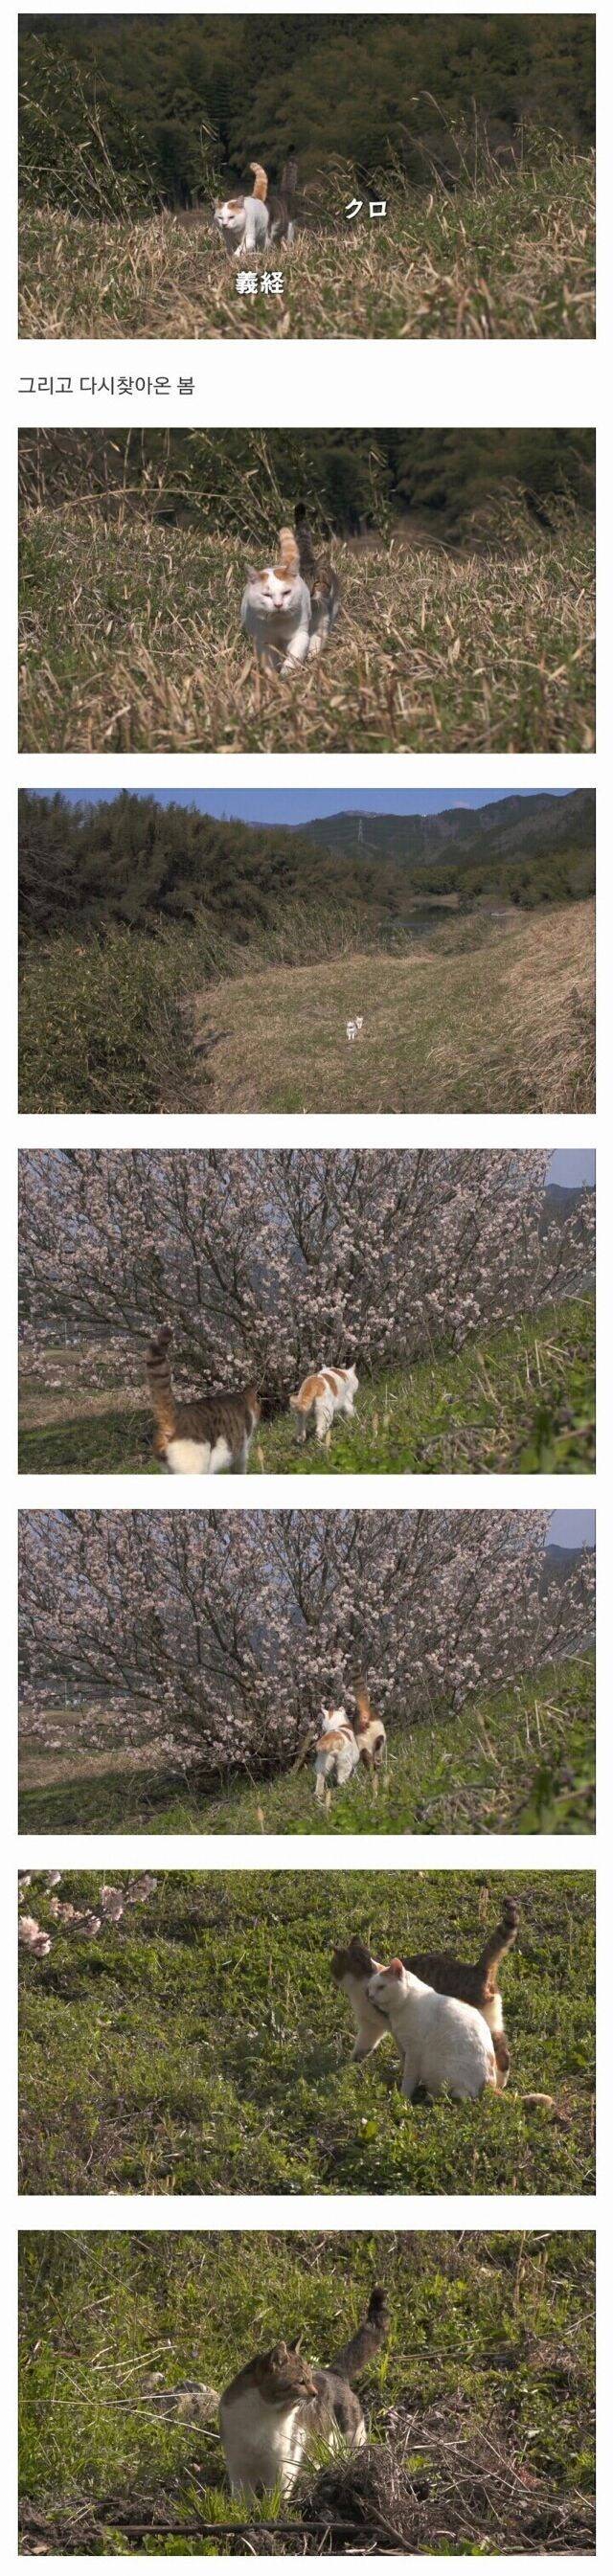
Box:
(165, 1436), (233, 1477)
(220, 2387), (306, 2498)
(367, 1965), (497, 2101)
(214, 196), (269, 255)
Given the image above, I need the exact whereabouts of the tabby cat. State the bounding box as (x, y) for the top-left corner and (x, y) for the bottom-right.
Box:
(146, 1326), (261, 1475)
(219, 2285), (388, 2499)
(332, 1898), (519, 2088)
(266, 154), (300, 243)
(294, 504), (341, 656)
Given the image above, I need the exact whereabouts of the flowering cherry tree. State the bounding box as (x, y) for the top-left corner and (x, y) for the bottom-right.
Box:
(18, 1149), (595, 1402)
(19, 1510), (595, 1780)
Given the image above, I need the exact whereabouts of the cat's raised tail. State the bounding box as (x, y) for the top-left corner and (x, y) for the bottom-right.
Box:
(329, 2284), (389, 2382)
(147, 1325), (176, 1441)
(249, 162), (269, 202)
(277, 526), (301, 577)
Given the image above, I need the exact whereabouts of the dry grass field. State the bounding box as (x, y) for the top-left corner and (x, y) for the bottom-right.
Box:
(18, 147), (595, 339)
(18, 899), (596, 1117)
(195, 902), (596, 1116)
(19, 506), (596, 756)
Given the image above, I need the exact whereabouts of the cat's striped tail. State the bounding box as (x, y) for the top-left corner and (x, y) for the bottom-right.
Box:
(146, 1326), (177, 1438)
(329, 2285), (389, 2382)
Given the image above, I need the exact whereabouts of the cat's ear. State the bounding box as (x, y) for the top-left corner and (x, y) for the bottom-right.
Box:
(273, 2340), (288, 2363)
(389, 1957), (405, 1977)
(246, 566), (259, 583)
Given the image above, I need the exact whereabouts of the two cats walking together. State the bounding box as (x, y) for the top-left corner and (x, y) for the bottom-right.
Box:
(241, 507), (341, 674)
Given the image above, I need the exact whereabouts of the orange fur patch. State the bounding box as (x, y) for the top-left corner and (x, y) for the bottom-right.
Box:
(276, 527), (301, 578)
(290, 1371), (328, 1410)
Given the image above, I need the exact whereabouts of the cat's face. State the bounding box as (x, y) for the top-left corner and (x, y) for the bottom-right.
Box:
(331, 1935), (377, 1984)
(256, 2343), (319, 2407)
(245, 568), (298, 619)
(213, 198), (244, 235)
(367, 1959), (407, 2014)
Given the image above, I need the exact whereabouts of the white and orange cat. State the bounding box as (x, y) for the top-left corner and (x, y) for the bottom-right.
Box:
(213, 161), (270, 258)
(353, 1683), (387, 1782)
(241, 528), (311, 673)
(214, 157), (298, 259)
(314, 1706), (360, 1804)
(289, 1364), (358, 1442)
(241, 516), (340, 675)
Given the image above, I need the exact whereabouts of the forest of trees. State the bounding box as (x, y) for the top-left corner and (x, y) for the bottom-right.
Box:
(19, 15), (595, 211)
(18, 791), (596, 944)
(19, 426), (597, 541)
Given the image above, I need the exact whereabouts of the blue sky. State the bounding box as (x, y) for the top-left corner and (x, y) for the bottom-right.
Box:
(550, 1150), (595, 1186)
(549, 1511), (595, 1548)
(50, 787), (575, 828)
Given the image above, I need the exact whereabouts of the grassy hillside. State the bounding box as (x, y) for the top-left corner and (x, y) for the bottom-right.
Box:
(19, 511), (595, 756)
(19, 1869), (595, 2201)
(19, 147), (595, 340)
(18, 900), (596, 1117)
(18, 1299), (596, 1478)
(19, 2227), (595, 2557)
(261, 1301), (596, 1479)
(19, 1654), (595, 1841)
(193, 904), (595, 1117)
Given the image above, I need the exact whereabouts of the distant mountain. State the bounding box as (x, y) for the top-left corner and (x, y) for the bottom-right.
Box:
(300, 792), (595, 892)
(19, 786), (595, 945)
(546, 1543), (583, 1570)
(543, 1182), (589, 1219)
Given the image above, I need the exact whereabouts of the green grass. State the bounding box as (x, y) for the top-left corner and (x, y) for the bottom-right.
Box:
(19, 147), (595, 339)
(262, 1301), (596, 1478)
(18, 899), (596, 1118)
(19, 506), (595, 756)
(18, 1299), (596, 1477)
(18, 1869), (595, 2200)
(18, 2227), (595, 2555)
(18, 1655), (595, 1840)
